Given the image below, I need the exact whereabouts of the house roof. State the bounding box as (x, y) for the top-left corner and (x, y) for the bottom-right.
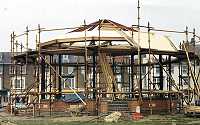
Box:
(40, 19), (179, 55)
(69, 19), (137, 33)
(0, 52), (11, 64)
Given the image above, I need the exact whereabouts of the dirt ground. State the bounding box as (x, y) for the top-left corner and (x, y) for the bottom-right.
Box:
(1, 112), (200, 125)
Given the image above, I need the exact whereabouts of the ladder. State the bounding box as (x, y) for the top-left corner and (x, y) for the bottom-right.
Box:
(99, 53), (118, 94)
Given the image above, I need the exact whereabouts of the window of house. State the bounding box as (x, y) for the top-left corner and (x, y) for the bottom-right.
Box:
(80, 66), (85, 75)
(11, 77), (25, 89)
(0, 65), (3, 74)
(0, 77), (2, 90)
(62, 66), (67, 75)
(62, 55), (69, 63)
(0, 54), (3, 62)
(10, 65), (26, 74)
(115, 66), (121, 74)
(63, 77), (76, 89)
(116, 75), (121, 83)
(68, 67), (74, 74)
(155, 66), (160, 74)
(141, 54), (146, 58)
(4, 96), (7, 102)
(182, 77), (189, 85)
(20, 65), (27, 74)
(9, 66), (15, 74)
(182, 65), (188, 74)
(74, 56), (78, 62)
(69, 56), (78, 63)
(157, 78), (160, 84)
(141, 66), (146, 75)
(171, 65), (174, 74)
(53, 55), (59, 63)
(44, 65), (49, 74)
(153, 77), (160, 84)
(143, 77), (147, 89)
(62, 67), (74, 76)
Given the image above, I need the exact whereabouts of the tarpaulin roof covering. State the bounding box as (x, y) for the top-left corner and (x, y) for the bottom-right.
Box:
(62, 93), (86, 103)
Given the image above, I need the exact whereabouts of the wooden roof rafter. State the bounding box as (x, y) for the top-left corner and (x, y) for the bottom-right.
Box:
(69, 19), (138, 33)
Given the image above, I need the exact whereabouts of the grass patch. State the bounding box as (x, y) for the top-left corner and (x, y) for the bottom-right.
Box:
(12, 115), (200, 125)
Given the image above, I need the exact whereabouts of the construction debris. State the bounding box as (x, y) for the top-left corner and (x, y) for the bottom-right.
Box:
(67, 105), (85, 116)
(104, 112), (121, 122)
(185, 106), (200, 116)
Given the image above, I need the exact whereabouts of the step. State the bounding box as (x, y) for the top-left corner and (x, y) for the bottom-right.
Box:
(108, 107), (129, 111)
(108, 103), (128, 105)
(108, 101), (128, 104)
(107, 100), (130, 113)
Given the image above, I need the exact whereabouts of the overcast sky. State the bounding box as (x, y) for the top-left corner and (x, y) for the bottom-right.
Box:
(0, 0), (200, 51)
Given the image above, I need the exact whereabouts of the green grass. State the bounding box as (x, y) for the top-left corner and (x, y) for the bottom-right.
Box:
(15, 121), (163, 125)
(10, 115), (200, 125)
(14, 120), (200, 125)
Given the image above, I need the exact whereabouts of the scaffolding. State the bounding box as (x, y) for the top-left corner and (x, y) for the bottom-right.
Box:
(7, 17), (200, 117)
(6, 1), (200, 117)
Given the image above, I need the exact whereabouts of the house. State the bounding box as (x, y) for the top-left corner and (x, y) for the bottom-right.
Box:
(0, 52), (35, 106)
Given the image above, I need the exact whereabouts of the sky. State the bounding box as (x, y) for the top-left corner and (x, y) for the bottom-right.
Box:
(0, 0), (200, 51)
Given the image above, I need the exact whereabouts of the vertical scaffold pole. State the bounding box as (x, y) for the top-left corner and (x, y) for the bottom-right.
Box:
(38, 24), (41, 116)
(147, 22), (152, 114)
(193, 28), (196, 74)
(185, 26), (191, 104)
(11, 32), (16, 115)
(84, 20), (88, 98)
(192, 28), (196, 101)
(137, 0), (142, 103)
(26, 26), (29, 65)
(25, 26), (29, 106)
(10, 33), (13, 115)
(20, 42), (23, 94)
(49, 55), (52, 116)
(15, 39), (18, 115)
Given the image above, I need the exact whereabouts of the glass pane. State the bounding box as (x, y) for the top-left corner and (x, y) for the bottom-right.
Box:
(15, 79), (21, 88)
(10, 66), (15, 74)
(63, 78), (75, 88)
(22, 65), (26, 74)
(0, 66), (3, 74)
(21, 79), (24, 88)
(62, 55), (69, 63)
(116, 75), (121, 82)
(68, 67), (74, 74)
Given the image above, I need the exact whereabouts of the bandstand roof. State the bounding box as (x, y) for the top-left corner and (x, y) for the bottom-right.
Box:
(40, 19), (178, 55)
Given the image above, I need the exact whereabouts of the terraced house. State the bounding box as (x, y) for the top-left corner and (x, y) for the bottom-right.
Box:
(0, 52), (35, 106)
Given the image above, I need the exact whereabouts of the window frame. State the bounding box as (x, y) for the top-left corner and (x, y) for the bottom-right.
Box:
(63, 77), (76, 89)
(20, 65), (27, 74)
(9, 65), (16, 74)
(11, 77), (25, 89)
(62, 55), (69, 63)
